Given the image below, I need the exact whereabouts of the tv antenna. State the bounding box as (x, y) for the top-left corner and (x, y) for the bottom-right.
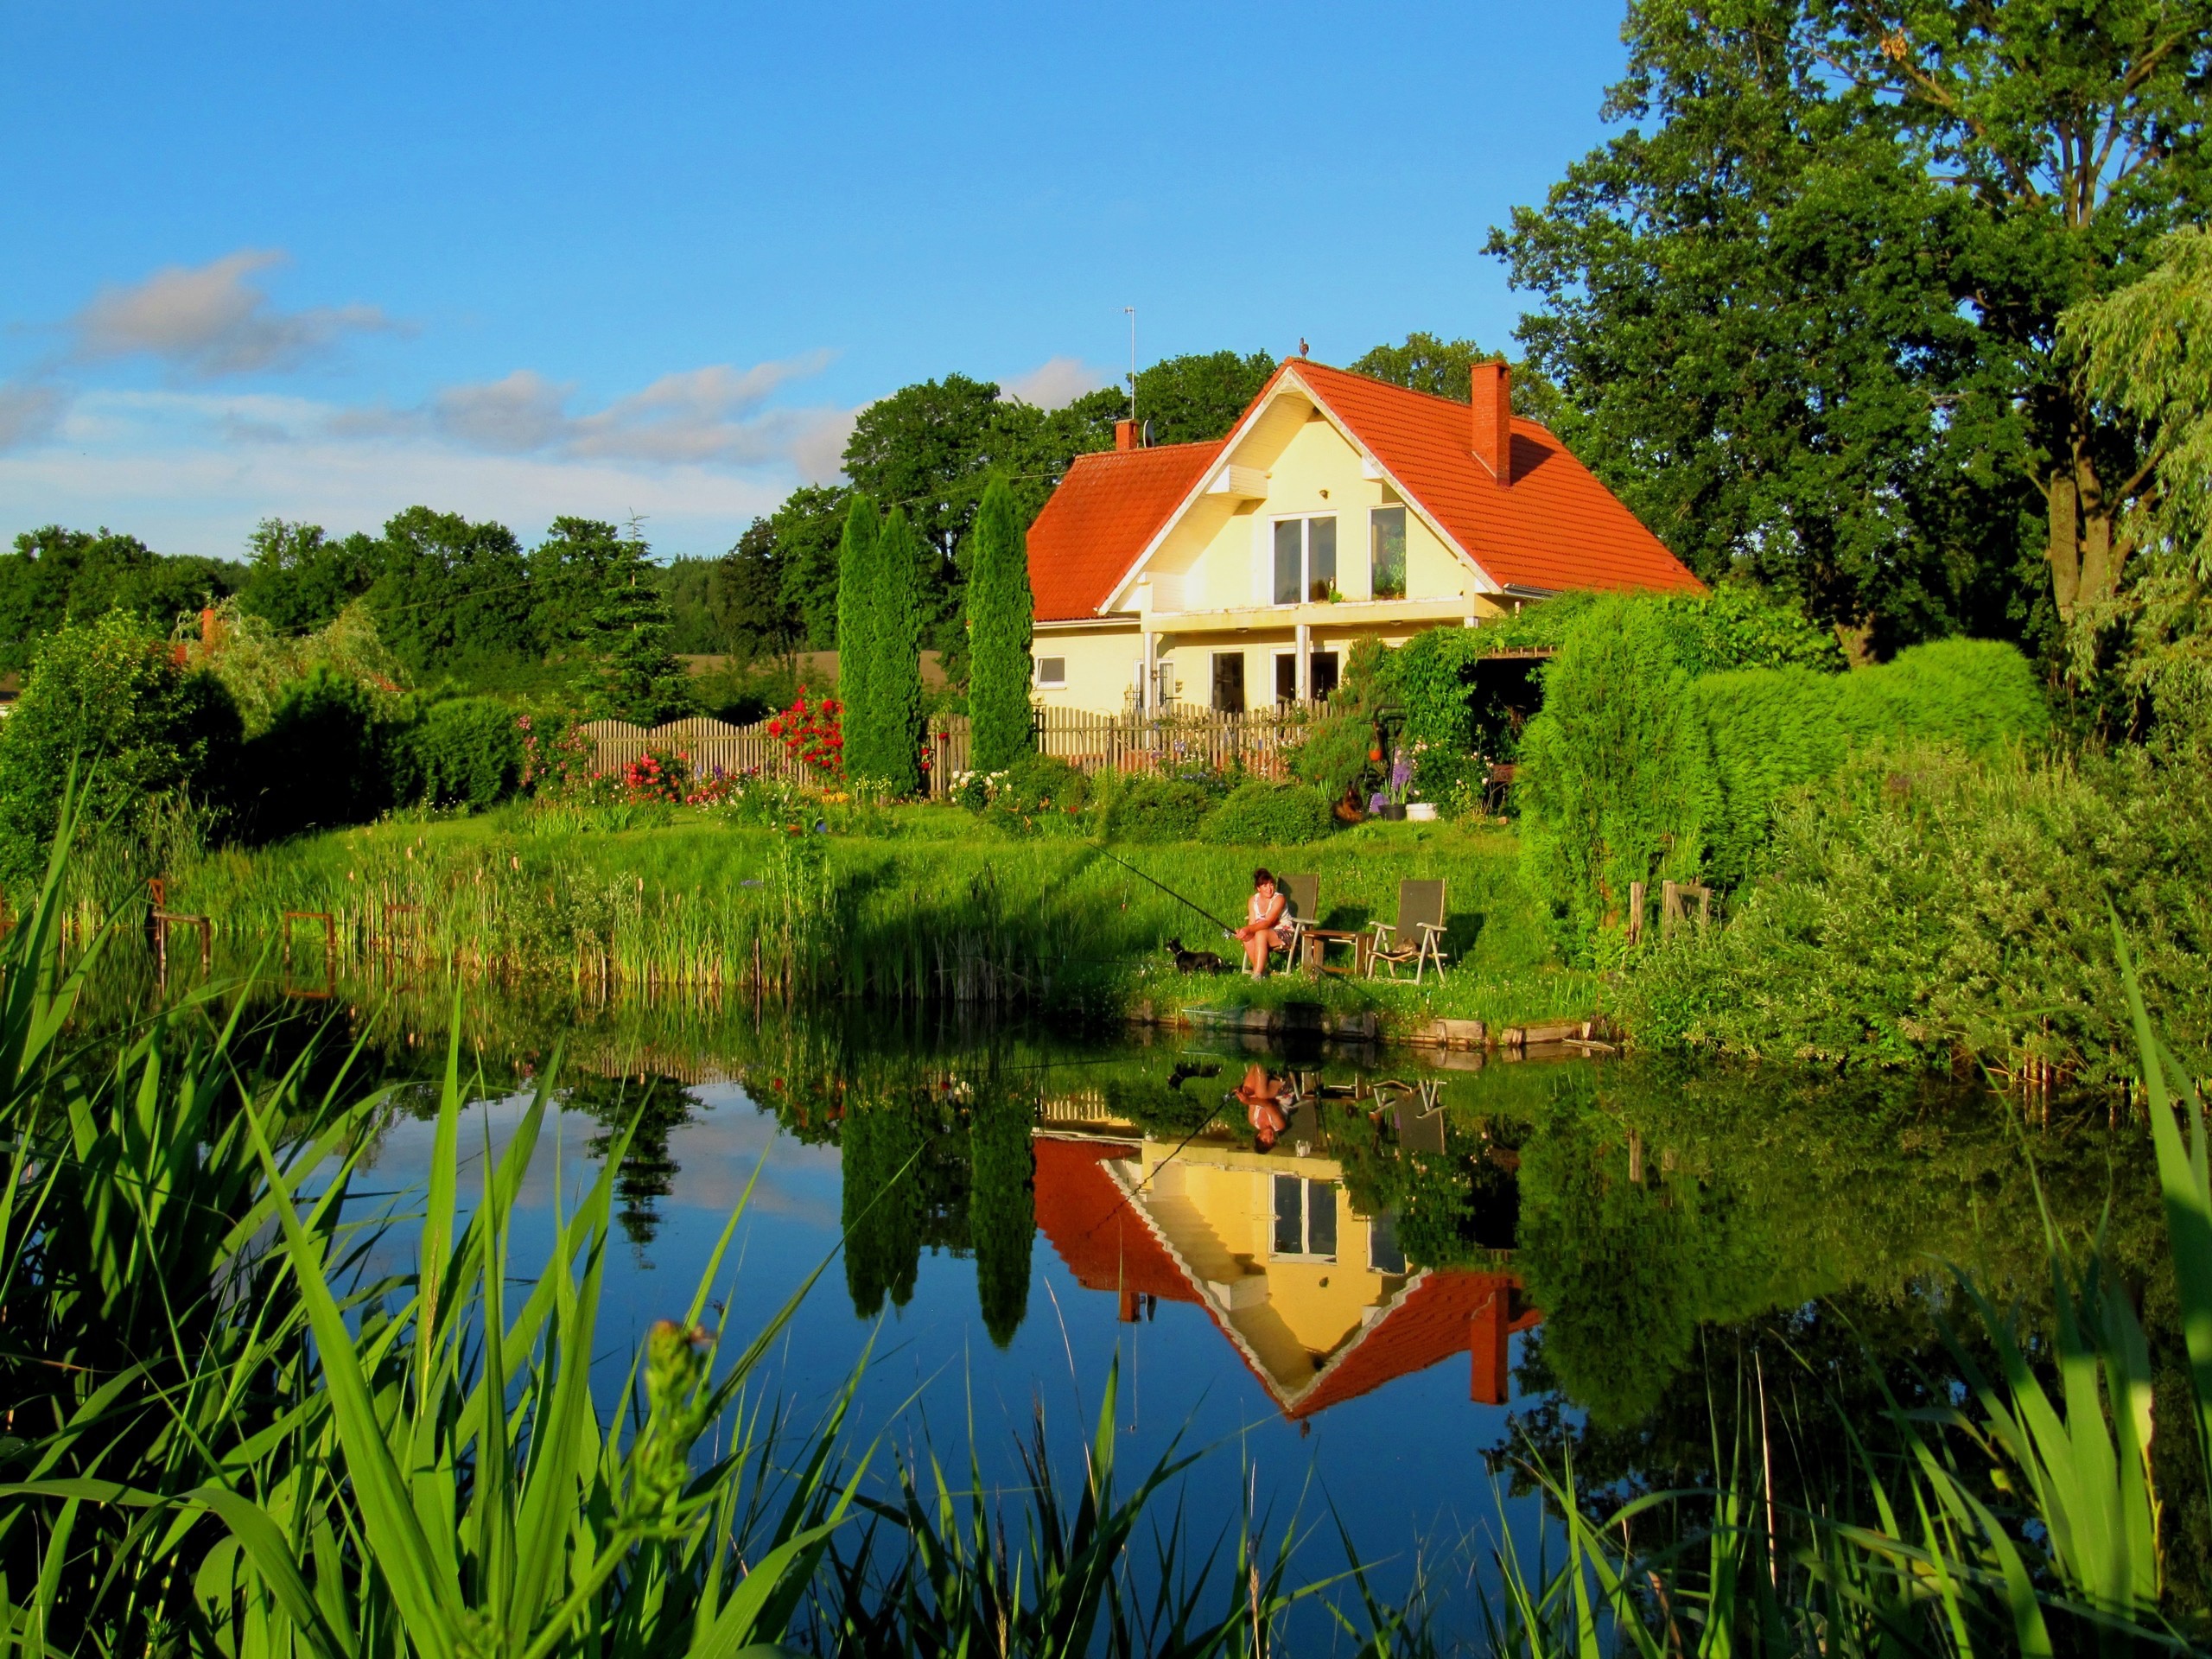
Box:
(1124, 305), (1137, 429)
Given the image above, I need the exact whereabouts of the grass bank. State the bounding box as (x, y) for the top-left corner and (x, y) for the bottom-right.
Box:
(149, 804), (1600, 1039)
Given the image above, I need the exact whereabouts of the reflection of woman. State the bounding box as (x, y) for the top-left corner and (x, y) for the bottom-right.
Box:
(1234, 868), (1288, 979)
(1233, 1064), (1290, 1151)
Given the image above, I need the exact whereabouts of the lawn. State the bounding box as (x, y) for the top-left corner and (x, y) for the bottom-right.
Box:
(162, 802), (1603, 1039)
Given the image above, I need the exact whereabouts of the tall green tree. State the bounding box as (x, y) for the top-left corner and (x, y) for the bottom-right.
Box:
(1350, 333), (1566, 426)
(0, 527), (241, 674)
(367, 506), (537, 676)
(707, 519), (802, 664)
(1128, 350), (1276, 444)
(963, 477), (1034, 772)
(869, 506), (926, 796)
(1491, 0), (2212, 652)
(237, 519), (380, 633)
(771, 483), (854, 650)
(968, 1083), (1035, 1348)
(531, 518), (687, 722)
(834, 495), (880, 775)
(2063, 225), (2212, 725)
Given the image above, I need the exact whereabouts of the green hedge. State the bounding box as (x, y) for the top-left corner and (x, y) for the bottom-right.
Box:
(1516, 597), (2049, 956)
(1097, 777), (1215, 843)
(1197, 782), (1334, 846)
(397, 697), (524, 809)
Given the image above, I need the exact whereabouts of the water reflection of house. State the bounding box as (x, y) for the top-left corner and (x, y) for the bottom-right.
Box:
(1033, 1106), (1539, 1418)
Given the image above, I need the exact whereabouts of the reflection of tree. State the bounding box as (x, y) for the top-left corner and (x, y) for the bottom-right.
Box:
(1318, 1102), (1522, 1268)
(842, 1098), (925, 1317)
(563, 1073), (702, 1249)
(969, 1080), (1035, 1347)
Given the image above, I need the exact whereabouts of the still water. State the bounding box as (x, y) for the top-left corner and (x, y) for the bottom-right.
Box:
(335, 998), (2147, 1633)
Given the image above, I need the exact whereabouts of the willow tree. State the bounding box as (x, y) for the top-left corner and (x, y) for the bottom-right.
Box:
(833, 495), (879, 777)
(868, 506), (925, 795)
(963, 476), (1035, 772)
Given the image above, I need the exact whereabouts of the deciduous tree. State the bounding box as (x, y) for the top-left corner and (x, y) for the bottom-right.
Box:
(834, 496), (881, 776)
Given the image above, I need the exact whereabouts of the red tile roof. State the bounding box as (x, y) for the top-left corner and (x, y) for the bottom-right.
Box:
(1025, 360), (1701, 619)
(1032, 1137), (1199, 1305)
(1027, 440), (1223, 622)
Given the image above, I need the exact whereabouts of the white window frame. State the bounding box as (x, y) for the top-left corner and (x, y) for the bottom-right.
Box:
(1268, 513), (1339, 607)
(1033, 655), (1067, 688)
(1369, 505), (1409, 601)
(1269, 1174), (1338, 1263)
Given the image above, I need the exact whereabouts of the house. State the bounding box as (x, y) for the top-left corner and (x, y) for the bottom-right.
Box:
(1031, 1102), (1538, 1418)
(1023, 358), (1703, 713)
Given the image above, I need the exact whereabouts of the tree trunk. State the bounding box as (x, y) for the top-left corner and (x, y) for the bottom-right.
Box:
(2075, 451), (2120, 609)
(2047, 461), (2082, 620)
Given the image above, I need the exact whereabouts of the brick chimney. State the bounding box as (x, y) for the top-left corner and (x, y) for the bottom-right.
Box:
(1115, 418), (1141, 451)
(1471, 360), (1511, 486)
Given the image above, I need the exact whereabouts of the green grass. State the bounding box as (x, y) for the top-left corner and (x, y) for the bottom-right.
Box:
(150, 805), (1599, 1038)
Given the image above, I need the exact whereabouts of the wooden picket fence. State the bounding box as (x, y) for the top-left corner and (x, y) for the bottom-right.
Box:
(581, 702), (1327, 798)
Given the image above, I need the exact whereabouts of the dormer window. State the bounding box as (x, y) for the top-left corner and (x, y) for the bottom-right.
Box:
(1272, 515), (1337, 605)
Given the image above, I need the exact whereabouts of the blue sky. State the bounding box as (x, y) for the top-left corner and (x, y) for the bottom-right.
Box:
(0, 1), (1633, 563)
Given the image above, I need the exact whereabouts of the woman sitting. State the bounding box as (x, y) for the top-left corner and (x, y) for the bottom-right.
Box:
(1234, 867), (1287, 980)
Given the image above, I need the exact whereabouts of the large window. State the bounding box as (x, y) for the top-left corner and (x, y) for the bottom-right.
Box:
(1370, 506), (1408, 600)
(1272, 515), (1338, 604)
(1272, 1175), (1338, 1261)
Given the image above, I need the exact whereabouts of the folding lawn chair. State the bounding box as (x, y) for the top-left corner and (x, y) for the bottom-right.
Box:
(1366, 880), (1449, 982)
(1269, 873), (1319, 973)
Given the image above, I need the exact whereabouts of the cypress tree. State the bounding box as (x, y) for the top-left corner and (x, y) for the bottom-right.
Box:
(833, 495), (879, 779)
(963, 476), (1036, 772)
(869, 506), (925, 795)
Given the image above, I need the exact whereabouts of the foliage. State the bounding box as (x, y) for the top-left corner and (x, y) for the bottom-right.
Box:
(1490, 0), (2212, 649)
(963, 477), (1035, 772)
(0, 524), (242, 674)
(533, 517), (690, 723)
(1515, 595), (1709, 951)
(861, 508), (926, 796)
(1095, 777), (1217, 845)
(2063, 223), (2212, 727)
(1197, 782), (1334, 846)
(397, 696), (525, 810)
(0, 612), (242, 882)
(237, 518), (379, 632)
(1348, 332), (1564, 425)
(959, 753), (1090, 830)
(1127, 350), (1275, 444)
(238, 667), (396, 841)
(367, 505), (538, 677)
(833, 496), (880, 779)
(621, 747), (691, 804)
(966, 1081), (1034, 1348)
(185, 595), (409, 736)
(766, 691), (843, 774)
(1623, 742), (2212, 1082)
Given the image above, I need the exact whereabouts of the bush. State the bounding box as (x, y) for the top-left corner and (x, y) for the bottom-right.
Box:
(1515, 595), (1710, 954)
(1833, 636), (2048, 754)
(1197, 782), (1334, 845)
(1096, 776), (1214, 843)
(397, 697), (524, 809)
(1619, 743), (2212, 1085)
(240, 668), (394, 841)
(0, 613), (242, 881)
(994, 753), (1088, 818)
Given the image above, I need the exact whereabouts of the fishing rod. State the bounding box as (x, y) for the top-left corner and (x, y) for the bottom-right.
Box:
(1094, 847), (1241, 936)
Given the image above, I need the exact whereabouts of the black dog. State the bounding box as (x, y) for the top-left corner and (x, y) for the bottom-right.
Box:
(1164, 937), (1229, 975)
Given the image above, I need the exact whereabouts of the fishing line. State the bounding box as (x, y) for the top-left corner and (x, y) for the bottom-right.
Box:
(1094, 847), (1240, 936)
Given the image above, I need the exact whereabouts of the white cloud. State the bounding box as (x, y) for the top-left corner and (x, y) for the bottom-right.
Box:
(0, 381), (67, 451)
(69, 249), (396, 378)
(0, 389), (806, 559)
(1000, 355), (1116, 410)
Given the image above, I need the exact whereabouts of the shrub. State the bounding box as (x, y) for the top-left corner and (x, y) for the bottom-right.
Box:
(1096, 776), (1214, 843)
(240, 668), (393, 841)
(1832, 637), (2049, 754)
(1198, 781), (1334, 845)
(766, 692), (843, 774)
(398, 697), (524, 809)
(993, 753), (1088, 818)
(1515, 594), (1709, 954)
(0, 612), (242, 881)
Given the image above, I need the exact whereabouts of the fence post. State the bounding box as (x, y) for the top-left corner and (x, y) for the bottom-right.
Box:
(1627, 880), (1646, 947)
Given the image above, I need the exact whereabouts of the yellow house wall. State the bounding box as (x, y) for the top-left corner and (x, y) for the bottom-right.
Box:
(1029, 625), (1140, 715)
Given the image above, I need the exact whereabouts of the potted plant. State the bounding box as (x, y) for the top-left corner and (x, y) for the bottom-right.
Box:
(1370, 746), (1414, 821)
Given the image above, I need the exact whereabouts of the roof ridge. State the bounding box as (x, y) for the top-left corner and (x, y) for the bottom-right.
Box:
(1074, 436), (1224, 460)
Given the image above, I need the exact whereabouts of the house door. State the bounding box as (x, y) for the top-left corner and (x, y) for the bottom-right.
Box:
(1211, 651), (1245, 713)
(1274, 652), (1298, 704)
(1309, 651), (1340, 702)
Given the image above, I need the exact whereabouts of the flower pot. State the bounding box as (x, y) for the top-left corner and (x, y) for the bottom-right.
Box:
(1406, 802), (1438, 822)
(1378, 803), (1408, 822)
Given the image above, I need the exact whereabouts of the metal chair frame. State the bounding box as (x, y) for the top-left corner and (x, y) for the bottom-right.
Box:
(1366, 880), (1450, 982)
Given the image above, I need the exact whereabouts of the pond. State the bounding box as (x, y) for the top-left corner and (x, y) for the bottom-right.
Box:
(308, 987), (2172, 1636)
